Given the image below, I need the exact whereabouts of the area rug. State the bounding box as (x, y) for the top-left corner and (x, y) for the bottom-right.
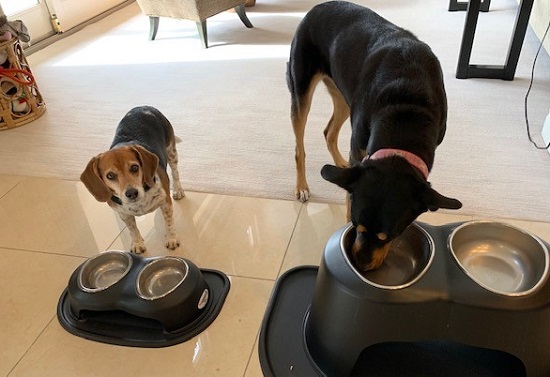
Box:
(1, 0), (549, 222)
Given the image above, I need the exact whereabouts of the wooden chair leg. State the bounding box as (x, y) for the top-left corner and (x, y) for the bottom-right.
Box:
(235, 4), (253, 28)
(149, 16), (159, 40)
(196, 21), (208, 48)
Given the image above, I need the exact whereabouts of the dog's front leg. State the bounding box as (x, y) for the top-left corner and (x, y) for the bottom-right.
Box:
(160, 201), (180, 250)
(120, 214), (147, 253)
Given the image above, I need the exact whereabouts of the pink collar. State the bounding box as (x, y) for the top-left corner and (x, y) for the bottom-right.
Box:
(363, 148), (429, 180)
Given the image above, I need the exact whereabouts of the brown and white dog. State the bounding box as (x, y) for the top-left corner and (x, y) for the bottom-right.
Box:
(80, 106), (185, 253)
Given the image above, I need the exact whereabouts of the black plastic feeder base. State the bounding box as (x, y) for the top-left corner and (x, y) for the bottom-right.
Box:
(57, 269), (230, 348)
(259, 266), (526, 377)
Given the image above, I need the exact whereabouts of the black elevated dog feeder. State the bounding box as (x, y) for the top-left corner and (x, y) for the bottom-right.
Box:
(259, 221), (550, 376)
(58, 251), (230, 347)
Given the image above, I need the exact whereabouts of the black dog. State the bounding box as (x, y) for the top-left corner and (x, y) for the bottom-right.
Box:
(288, 1), (462, 271)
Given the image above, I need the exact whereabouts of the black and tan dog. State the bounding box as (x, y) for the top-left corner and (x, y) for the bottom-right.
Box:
(81, 106), (185, 253)
(288, 1), (462, 271)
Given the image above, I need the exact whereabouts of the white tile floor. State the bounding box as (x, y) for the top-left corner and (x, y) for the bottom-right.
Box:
(1, 173), (550, 377)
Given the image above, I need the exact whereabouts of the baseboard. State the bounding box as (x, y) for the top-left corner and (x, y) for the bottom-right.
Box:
(24, 0), (134, 56)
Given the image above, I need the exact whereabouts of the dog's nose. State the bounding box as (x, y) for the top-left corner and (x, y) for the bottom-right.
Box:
(125, 188), (139, 200)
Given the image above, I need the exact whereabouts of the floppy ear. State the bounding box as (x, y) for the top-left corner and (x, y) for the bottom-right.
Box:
(80, 156), (111, 202)
(425, 186), (462, 211)
(321, 164), (361, 192)
(132, 145), (159, 188)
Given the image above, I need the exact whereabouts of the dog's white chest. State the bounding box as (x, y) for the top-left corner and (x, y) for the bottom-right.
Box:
(115, 183), (167, 217)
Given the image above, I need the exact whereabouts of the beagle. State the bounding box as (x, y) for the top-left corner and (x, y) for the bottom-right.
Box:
(81, 106), (185, 253)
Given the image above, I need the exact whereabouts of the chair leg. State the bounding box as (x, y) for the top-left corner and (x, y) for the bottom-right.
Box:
(149, 16), (159, 40)
(196, 21), (208, 48)
(235, 4), (253, 28)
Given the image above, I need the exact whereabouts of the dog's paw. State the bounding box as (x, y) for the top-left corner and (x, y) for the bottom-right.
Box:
(172, 189), (185, 200)
(295, 188), (310, 202)
(336, 160), (349, 168)
(130, 241), (147, 254)
(165, 238), (180, 250)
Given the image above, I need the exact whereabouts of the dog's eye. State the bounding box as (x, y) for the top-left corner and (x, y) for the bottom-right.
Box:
(106, 172), (117, 180)
(130, 164), (139, 173)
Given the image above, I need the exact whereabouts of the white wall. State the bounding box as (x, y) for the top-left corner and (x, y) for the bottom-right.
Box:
(49, 0), (127, 31)
(526, 0), (550, 54)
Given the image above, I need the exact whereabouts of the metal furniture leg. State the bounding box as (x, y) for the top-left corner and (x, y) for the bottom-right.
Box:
(449, 0), (490, 12)
(454, 0), (535, 80)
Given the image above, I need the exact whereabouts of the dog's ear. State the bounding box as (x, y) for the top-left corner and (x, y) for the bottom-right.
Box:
(132, 145), (159, 188)
(80, 156), (111, 202)
(321, 164), (361, 192)
(424, 186), (462, 211)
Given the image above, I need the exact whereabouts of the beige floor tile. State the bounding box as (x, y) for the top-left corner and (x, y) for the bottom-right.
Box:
(0, 248), (84, 376)
(0, 174), (24, 197)
(109, 192), (302, 280)
(525, 221), (550, 244)
(10, 276), (274, 377)
(0, 177), (123, 256)
(244, 338), (264, 377)
(281, 201), (347, 274)
(417, 211), (473, 225)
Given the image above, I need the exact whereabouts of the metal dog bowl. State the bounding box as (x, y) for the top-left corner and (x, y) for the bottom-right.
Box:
(342, 223), (434, 289)
(136, 257), (189, 300)
(78, 250), (133, 293)
(449, 221), (550, 296)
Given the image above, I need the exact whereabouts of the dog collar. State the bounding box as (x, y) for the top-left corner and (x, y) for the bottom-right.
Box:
(364, 148), (429, 180)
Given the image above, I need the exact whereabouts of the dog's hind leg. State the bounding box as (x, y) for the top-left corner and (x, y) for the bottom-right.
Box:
(323, 77), (350, 168)
(166, 140), (185, 200)
(290, 72), (323, 202)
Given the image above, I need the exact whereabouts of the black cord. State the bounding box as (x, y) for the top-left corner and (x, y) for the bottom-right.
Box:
(524, 18), (550, 150)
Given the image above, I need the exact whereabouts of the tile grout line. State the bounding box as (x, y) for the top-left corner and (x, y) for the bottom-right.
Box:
(0, 178), (25, 201)
(275, 201), (305, 279)
(241, 201), (305, 377)
(7, 315), (57, 377)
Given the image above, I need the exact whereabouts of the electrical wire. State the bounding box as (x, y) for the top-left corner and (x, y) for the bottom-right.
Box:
(524, 18), (550, 150)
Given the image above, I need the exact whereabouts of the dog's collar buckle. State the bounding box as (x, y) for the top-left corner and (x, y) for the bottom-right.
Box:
(364, 148), (429, 179)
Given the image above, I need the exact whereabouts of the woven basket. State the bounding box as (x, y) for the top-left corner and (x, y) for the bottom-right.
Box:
(0, 37), (45, 131)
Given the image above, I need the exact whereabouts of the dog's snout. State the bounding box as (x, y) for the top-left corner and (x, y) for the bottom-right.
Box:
(350, 231), (393, 271)
(125, 188), (139, 200)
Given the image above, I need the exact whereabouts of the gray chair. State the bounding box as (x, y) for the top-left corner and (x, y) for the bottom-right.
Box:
(135, 0), (253, 48)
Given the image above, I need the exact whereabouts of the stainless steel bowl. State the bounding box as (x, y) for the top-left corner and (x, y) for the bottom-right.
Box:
(78, 250), (133, 293)
(449, 221), (549, 296)
(136, 257), (189, 300)
(342, 223), (434, 289)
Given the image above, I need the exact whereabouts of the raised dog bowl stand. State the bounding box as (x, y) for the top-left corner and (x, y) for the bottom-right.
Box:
(57, 251), (230, 347)
(259, 221), (550, 377)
